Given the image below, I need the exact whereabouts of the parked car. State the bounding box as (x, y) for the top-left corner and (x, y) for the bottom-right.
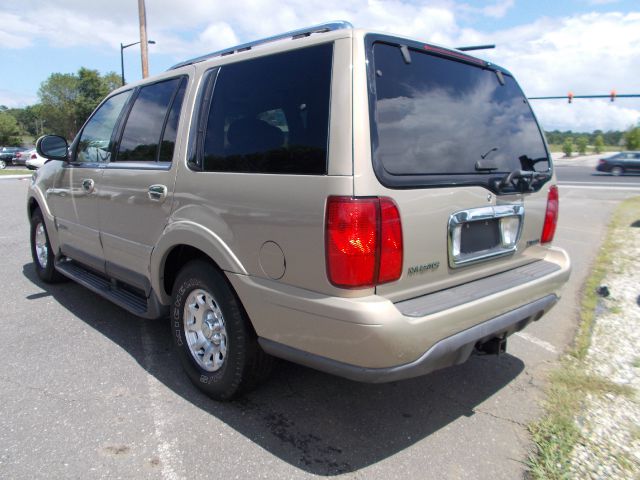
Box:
(0, 146), (26, 169)
(596, 151), (640, 176)
(24, 149), (47, 169)
(12, 147), (34, 166)
(28, 22), (570, 400)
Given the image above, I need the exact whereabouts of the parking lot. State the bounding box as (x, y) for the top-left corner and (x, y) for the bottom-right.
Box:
(1, 174), (638, 479)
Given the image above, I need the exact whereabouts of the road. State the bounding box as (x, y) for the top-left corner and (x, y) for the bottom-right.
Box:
(0, 171), (638, 479)
(556, 164), (640, 187)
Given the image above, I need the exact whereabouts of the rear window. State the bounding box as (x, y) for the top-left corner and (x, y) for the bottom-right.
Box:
(370, 40), (550, 190)
(200, 43), (333, 175)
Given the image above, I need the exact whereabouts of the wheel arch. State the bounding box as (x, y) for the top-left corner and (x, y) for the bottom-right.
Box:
(151, 221), (248, 304)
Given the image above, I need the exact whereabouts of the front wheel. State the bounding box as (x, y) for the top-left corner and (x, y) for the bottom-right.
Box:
(171, 260), (272, 400)
(30, 208), (65, 283)
(0, 160), (6, 169)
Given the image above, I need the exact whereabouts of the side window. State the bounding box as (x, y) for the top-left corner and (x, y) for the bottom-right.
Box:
(76, 91), (132, 163)
(158, 79), (187, 162)
(117, 77), (184, 162)
(201, 43), (333, 174)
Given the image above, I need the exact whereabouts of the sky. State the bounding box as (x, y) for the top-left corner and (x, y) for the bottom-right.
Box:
(0, 0), (639, 132)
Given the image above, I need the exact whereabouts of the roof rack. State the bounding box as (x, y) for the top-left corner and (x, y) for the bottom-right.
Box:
(169, 20), (353, 70)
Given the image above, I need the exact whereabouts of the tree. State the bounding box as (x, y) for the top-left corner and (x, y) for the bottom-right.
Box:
(562, 137), (573, 157)
(38, 68), (121, 140)
(625, 127), (640, 150)
(593, 135), (605, 154)
(576, 136), (588, 155)
(0, 112), (22, 145)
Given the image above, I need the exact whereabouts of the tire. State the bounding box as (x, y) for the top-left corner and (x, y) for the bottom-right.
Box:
(30, 208), (66, 283)
(611, 166), (624, 176)
(171, 260), (272, 400)
(0, 160), (6, 169)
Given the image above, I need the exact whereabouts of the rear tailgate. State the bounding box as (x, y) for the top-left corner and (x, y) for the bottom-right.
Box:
(356, 35), (555, 302)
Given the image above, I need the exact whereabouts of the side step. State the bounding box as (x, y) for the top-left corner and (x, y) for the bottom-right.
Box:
(55, 259), (168, 319)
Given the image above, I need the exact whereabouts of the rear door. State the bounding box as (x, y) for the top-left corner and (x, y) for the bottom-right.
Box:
(357, 37), (554, 301)
(97, 75), (188, 293)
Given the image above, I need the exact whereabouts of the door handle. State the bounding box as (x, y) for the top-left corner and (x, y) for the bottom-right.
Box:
(81, 178), (95, 194)
(148, 184), (168, 201)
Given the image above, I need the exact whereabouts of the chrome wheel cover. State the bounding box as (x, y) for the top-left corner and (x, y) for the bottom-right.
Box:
(183, 288), (228, 372)
(34, 222), (48, 269)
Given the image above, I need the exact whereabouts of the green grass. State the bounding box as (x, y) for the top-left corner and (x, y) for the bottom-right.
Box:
(527, 196), (640, 479)
(0, 169), (31, 176)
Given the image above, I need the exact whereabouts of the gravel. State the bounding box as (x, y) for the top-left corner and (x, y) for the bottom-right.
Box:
(568, 220), (640, 478)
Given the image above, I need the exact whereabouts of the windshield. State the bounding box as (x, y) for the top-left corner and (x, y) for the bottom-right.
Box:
(370, 41), (550, 188)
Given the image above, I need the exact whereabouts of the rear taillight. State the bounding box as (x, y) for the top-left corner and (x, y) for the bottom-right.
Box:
(598, 159), (606, 165)
(325, 196), (403, 288)
(30, 153), (37, 159)
(541, 185), (559, 244)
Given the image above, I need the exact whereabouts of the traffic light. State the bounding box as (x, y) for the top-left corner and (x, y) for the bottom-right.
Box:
(610, 90), (616, 102)
(568, 92), (573, 104)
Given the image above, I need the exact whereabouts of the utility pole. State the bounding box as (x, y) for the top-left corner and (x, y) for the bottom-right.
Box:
(138, 0), (150, 78)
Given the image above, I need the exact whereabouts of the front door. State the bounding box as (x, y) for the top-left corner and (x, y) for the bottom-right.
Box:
(47, 90), (132, 272)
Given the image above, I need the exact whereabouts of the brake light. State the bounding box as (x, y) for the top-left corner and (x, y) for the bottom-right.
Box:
(31, 153), (37, 159)
(378, 198), (403, 283)
(541, 185), (559, 244)
(326, 196), (403, 288)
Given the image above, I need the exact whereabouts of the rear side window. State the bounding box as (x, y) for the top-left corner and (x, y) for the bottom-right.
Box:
(200, 43), (333, 174)
(117, 77), (186, 162)
(369, 40), (550, 190)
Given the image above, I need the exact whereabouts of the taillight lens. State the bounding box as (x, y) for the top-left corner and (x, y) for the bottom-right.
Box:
(541, 185), (559, 244)
(326, 196), (403, 288)
(378, 198), (403, 283)
(31, 153), (37, 159)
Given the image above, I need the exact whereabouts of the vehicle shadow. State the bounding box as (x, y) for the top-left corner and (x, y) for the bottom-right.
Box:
(23, 263), (525, 476)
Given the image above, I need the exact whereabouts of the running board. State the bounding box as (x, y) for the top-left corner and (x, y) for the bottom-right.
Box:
(55, 259), (168, 319)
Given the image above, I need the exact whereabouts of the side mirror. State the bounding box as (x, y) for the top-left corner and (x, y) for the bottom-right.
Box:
(36, 135), (69, 161)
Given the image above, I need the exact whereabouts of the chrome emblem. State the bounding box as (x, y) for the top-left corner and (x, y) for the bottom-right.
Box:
(487, 193), (493, 203)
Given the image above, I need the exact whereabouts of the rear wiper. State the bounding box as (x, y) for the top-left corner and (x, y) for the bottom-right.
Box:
(495, 170), (552, 193)
(475, 147), (500, 172)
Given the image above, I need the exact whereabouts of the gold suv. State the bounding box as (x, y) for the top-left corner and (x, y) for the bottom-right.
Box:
(28, 22), (570, 400)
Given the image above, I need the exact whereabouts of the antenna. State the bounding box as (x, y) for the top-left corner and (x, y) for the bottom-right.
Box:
(456, 44), (495, 51)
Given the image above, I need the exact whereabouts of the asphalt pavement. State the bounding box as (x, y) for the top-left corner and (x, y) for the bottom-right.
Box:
(0, 171), (638, 479)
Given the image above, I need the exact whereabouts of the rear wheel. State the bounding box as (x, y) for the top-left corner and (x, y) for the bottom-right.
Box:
(30, 208), (65, 283)
(171, 260), (272, 400)
(0, 160), (6, 169)
(611, 166), (624, 176)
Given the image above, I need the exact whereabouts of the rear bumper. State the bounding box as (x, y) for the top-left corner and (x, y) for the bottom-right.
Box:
(227, 246), (570, 380)
(259, 294), (557, 383)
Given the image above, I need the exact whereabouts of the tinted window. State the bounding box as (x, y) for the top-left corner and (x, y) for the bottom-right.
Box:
(201, 43), (333, 174)
(371, 42), (548, 179)
(117, 78), (182, 162)
(77, 91), (132, 163)
(159, 79), (187, 162)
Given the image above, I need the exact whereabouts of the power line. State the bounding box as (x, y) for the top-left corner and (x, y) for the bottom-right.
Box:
(529, 93), (640, 101)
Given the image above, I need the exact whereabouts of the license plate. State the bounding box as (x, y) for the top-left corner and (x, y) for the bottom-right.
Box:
(460, 219), (500, 254)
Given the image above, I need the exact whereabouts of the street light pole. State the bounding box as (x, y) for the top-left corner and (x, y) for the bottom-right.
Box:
(120, 40), (156, 86)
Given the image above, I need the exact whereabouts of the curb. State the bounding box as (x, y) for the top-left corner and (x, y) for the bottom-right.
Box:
(0, 174), (32, 180)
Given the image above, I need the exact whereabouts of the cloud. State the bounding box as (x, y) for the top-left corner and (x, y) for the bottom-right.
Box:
(0, 1), (638, 130)
(0, 89), (38, 108)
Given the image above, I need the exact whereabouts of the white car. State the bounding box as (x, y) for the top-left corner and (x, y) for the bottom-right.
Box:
(24, 149), (47, 170)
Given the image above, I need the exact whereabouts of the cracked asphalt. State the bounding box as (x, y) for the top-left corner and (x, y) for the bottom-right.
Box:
(0, 175), (637, 479)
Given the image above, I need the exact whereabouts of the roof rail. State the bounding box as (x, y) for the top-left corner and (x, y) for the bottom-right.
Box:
(169, 20), (353, 70)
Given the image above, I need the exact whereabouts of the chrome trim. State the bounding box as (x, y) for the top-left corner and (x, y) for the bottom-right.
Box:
(448, 204), (524, 268)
